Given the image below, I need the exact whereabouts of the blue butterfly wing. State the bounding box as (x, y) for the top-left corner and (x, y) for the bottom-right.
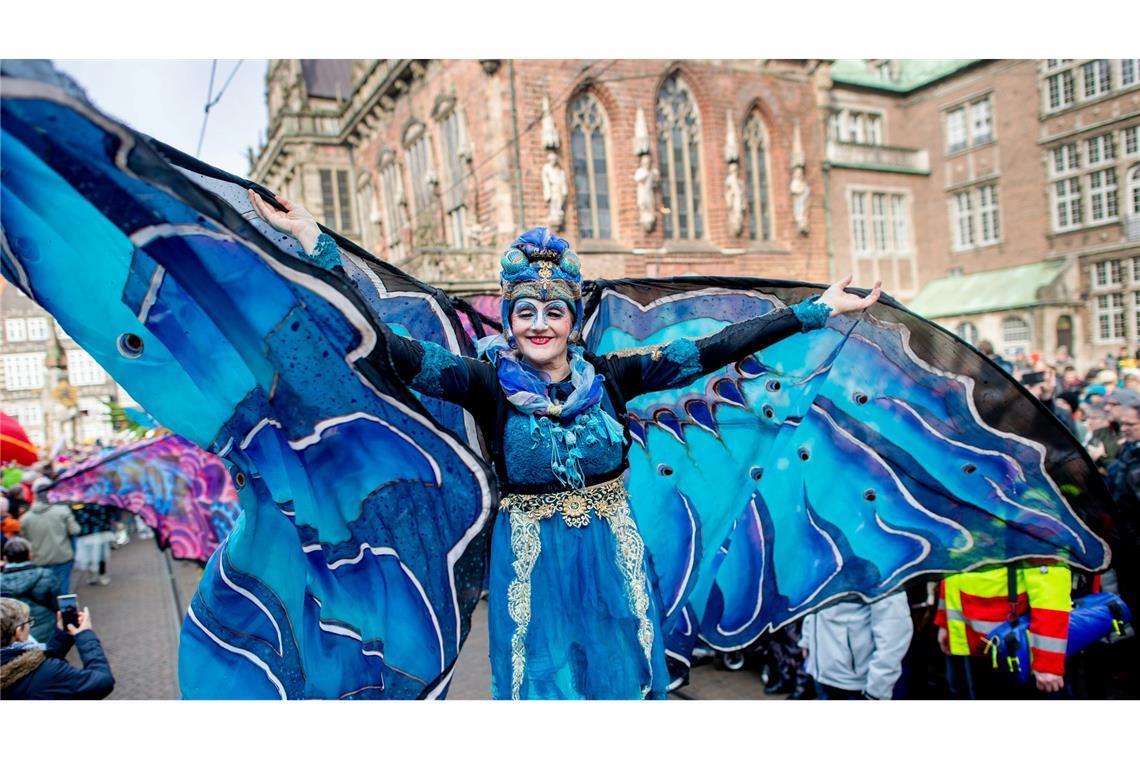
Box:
(1, 61), (494, 699)
(582, 278), (1114, 666)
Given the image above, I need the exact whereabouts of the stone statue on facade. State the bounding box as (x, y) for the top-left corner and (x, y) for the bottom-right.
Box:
(632, 107), (657, 232)
(790, 121), (810, 236)
(542, 150), (568, 231)
(633, 153), (658, 233)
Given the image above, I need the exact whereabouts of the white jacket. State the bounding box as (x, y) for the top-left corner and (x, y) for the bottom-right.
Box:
(798, 591), (913, 699)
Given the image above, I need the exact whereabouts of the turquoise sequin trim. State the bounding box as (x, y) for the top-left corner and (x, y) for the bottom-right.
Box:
(309, 232), (344, 270)
(413, 340), (454, 396)
(663, 338), (702, 385)
(791, 296), (832, 332)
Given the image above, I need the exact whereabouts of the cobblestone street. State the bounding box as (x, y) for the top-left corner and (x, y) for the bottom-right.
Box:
(71, 538), (778, 700)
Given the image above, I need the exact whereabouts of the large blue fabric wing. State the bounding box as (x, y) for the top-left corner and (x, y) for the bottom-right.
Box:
(0, 61), (495, 699)
(581, 277), (1116, 678)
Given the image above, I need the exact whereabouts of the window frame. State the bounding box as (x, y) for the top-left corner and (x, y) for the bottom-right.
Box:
(567, 91), (615, 241)
(656, 74), (706, 241)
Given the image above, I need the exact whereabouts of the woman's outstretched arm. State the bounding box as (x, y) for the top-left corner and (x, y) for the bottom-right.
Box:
(247, 190), (496, 409)
(604, 276), (882, 400)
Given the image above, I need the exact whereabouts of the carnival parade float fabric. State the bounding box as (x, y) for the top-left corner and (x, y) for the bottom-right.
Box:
(0, 60), (1121, 698)
(45, 434), (239, 564)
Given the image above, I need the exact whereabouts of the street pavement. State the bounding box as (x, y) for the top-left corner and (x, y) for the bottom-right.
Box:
(70, 538), (779, 700)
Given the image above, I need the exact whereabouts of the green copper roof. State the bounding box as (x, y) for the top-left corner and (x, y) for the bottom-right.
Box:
(905, 260), (1066, 319)
(831, 59), (981, 93)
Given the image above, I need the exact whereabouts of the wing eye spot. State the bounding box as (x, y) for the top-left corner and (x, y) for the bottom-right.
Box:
(750, 467), (764, 481)
(766, 379), (781, 392)
(657, 464), (674, 477)
(961, 463), (977, 474)
(798, 447), (810, 462)
(864, 489), (876, 501)
(117, 333), (145, 359)
(762, 404), (775, 419)
(853, 392), (869, 405)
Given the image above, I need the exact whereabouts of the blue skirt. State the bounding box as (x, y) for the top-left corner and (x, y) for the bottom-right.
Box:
(487, 498), (671, 699)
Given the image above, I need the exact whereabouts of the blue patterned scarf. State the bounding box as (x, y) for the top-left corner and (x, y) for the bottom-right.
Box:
(477, 335), (625, 490)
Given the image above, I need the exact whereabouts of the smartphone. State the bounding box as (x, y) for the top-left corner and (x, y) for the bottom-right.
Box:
(58, 594), (79, 629)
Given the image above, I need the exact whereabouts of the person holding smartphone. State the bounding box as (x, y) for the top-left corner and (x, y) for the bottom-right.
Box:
(0, 597), (115, 699)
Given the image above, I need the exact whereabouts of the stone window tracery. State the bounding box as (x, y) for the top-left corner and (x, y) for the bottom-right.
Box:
(656, 75), (704, 240)
(568, 92), (612, 240)
(742, 113), (772, 241)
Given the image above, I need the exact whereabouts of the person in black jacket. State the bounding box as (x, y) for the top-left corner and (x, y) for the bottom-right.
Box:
(1, 537), (60, 643)
(0, 597), (114, 699)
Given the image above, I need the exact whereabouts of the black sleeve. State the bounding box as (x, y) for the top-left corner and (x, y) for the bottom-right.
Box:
(604, 307), (803, 400)
(53, 630), (115, 699)
(369, 327), (498, 413)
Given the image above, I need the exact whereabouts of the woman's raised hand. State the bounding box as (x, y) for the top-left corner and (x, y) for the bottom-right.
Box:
(817, 275), (882, 317)
(247, 189), (321, 255)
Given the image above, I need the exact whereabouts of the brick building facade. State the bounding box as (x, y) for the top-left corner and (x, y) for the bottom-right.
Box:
(250, 59), (834, 295)
(249, 58), (1140, 374)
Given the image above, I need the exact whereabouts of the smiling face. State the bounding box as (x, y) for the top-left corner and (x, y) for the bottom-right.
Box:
(509, 297), (573, 370)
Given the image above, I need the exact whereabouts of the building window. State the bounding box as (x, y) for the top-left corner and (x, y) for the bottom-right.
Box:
(1134, 292), (1140, 342)
(1129, 166), (1140, 215)
(890, 195), (909, 253)
(1082, 60), (1112, 99)
(438, 109), (469, 247)
(1047, 70), (1075, 111)
(77, 397), (114, 444)
(742, 113), (772, 241)
(656, 74), (704, 240)
(978, 184), (1001, 244)
(1125, 126), (1139, 156)
(1087, 133), (1117, 166)
(1093, 260), (1124, 289)
(3, 352), (45, 391)
(66, 349), (106, 387)
(404, 127), (437, 220)
(1123, 59), (1139, 87)
(956, 322), (979, 345)
(1, 402), (44, 447)
(1095, 293), (1125, 341)
(877, 62), (892, 81)
(25, 318), (49, 341)
(850, 191), (868, 254)
(1051, 144), (1080, 175)
(871, 193), (889, 253)
(317, 169), (354, 233)
(1089, 168), (1119, 222)
(953, 191), (975, 248)
(1002, 316), (1031, 345)
(1130, 255), (1140, 285)
(946, 108), (967, 152)
(970, 97), (993, 145)
(4, 318), (27, 343)
(831, 110), (884, 146)
(1054, 177), (1082, 230)
(379, 157), (409, 260)
(568, 92), (612, 240)
(866, 114), (883, 146)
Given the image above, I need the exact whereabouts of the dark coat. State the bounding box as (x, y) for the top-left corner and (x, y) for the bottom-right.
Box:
(0, 562), (60, 642)
(0, 628), (114, 699)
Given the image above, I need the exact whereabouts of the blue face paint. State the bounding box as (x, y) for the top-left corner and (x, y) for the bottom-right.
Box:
(511, 298), (571, 332)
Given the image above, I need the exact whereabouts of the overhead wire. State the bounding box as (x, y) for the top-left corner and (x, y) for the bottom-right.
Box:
(196, 59), (245, 158)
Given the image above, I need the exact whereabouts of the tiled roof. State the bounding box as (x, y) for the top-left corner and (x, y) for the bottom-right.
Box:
(905, 260), (1067, 319)
(830, 59), (982, 93)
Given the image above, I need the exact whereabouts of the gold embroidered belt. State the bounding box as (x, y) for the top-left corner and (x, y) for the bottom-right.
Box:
(499, 476), (627, 528)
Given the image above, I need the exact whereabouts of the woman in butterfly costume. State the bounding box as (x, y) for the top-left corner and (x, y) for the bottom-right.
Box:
(248, 190), (882, 700)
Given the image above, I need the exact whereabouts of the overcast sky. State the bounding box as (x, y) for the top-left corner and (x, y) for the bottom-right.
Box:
(53, 59), (269, 177)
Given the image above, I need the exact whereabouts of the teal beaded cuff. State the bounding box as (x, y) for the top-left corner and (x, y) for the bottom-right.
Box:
(309, 232), (344, 270)
(791, 296), (832, 332)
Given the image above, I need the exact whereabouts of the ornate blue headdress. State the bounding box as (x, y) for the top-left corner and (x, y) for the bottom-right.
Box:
(499, 227), (583, 342)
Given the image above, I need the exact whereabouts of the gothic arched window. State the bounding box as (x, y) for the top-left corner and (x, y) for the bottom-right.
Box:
(568, 92), (612, 240)
(656, 75), (704, 239)
(742, 112), (772, 241)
